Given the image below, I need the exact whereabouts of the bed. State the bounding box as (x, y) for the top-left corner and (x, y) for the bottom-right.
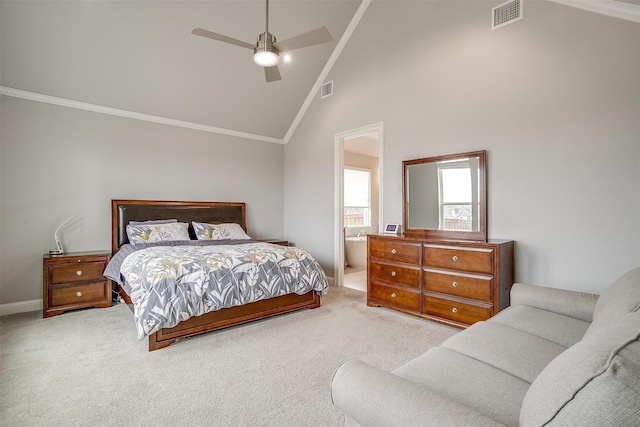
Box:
(105, 199), (327, 351)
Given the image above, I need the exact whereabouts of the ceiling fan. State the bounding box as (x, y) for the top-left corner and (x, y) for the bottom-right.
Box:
(191, 0), (333, 83)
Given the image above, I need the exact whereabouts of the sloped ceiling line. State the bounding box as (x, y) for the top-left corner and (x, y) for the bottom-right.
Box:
(0, 86), (284, 145)
(283, 0), (372, 144)
(548, 0), (640, 23)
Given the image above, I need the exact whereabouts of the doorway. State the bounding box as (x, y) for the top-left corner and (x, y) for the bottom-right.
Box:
(334, 122), (383, 291)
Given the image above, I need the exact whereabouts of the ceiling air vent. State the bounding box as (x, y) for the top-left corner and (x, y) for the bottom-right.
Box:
(492, 0), (522, 30)
(321, 81), (333, 99)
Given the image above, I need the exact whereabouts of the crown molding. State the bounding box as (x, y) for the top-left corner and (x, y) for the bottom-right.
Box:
(0, 86), (285, 145)
(283, 0), (372, 144)
(548, 0), (640, 23)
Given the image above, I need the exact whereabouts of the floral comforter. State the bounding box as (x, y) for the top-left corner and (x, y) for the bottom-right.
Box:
(105, 241), (328, 339)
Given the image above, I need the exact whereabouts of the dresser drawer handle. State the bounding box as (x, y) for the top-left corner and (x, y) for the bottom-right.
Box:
(76, 270), (83, 276)
(391, 293), (397, 299)
(391, 249), (397, 255)
(76, 292), (83, 297)
(452, 256), (458, 262)
(452, 281), (457, 287)
(452, 307), (458, 313)
(391, 271), (397, 277)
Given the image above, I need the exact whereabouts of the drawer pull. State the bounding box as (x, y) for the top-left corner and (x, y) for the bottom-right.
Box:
(76, 270), (83, 276)
(452, 307), (458, 313)
(391, 293), (397, 299)
(452, 255), (458, 262)
(76, 292), (83, 297)
(391, 249), (397, 255)
(452, 281), (457, 287)
(391, 271), (397, 277)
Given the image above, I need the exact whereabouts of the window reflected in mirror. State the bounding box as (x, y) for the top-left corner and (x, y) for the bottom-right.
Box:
(403, 151), (486, 241)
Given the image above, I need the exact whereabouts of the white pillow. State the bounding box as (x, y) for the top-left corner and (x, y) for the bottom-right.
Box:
(126, 222), (190, 245)
(192, 222), (251, 240)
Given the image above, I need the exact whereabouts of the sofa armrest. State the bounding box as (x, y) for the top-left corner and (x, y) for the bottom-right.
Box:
(510, 283), (599, 323)
(331, 360), (506, 427)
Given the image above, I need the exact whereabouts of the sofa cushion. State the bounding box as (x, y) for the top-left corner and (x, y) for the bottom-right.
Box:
(510, 283), (598, 323)
(490, 305), (590, 348)
(585, 267), (640, 337)
(520, 311), (640, 426)
(393, 347), (529, 426)
(442, 322), (567, 383)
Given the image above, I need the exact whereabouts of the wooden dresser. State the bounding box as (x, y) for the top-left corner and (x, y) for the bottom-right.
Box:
(367, 234), (514, 328)
(43, 251), (112, 318)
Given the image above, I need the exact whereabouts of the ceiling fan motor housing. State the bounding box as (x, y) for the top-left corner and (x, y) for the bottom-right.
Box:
(255, 32), (279, 56)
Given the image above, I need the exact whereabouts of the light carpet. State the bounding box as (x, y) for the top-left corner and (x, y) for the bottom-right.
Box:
(0, 286), (457, 426)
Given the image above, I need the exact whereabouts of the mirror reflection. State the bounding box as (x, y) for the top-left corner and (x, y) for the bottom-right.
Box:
(403, 150), (486, 240)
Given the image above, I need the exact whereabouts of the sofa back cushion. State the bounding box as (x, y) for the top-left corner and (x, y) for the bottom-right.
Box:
(519, 311), (640, 426)
(585, 267), (640, 337)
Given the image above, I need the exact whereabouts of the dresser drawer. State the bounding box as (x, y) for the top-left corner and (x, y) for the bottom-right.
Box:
(423, 294), (492, 325)
(423, 270), (492, 302)
(370, 238), (421, 265)
(370, 283), (420, 311)
(49, 261), (108, 285)
(423, 245), (493, 274)
(370, 262), (420, 288)
(49, 281), (109, 307)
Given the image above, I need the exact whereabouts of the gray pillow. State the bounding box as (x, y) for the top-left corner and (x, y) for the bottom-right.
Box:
(585, 267), (640, 337)
(126, 222), (190, 245)
(520, 311), (640, 426)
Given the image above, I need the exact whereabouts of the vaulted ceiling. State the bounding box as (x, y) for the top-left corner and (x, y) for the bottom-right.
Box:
(2, 0), (638, 144)
(1, 0), (362, 141)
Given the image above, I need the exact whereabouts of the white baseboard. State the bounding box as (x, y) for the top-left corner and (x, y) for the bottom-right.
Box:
(326, 276), (336, 287)
(0, 299), (43, 316)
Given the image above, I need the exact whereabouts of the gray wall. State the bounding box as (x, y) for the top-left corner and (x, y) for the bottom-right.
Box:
(0, 97), (284, 305)
(284, 0), (640, 294)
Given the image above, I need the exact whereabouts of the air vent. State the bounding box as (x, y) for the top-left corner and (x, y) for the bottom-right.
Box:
(321, 81), (333, 99)
(492, 0), (522, 30)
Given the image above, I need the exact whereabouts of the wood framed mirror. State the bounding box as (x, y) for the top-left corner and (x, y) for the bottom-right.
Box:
(403, 150), (487, 241)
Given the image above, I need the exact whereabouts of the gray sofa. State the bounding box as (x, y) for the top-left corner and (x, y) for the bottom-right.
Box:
(331, 267), (640, 426)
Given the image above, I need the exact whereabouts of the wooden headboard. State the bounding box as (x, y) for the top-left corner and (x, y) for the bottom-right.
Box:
(111, 199), (246, 253)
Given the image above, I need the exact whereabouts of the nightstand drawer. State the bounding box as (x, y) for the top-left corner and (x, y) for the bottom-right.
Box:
(49, 282), (109, 307)
(423, 270), (492, 302)
(423, 294), (492, 325)
(370, 262), (420, 288)
(423, 245), (493, 274)
(50, 261), (107, 285)
(370, 238), (421, 266)
(370, 283), (420, 311)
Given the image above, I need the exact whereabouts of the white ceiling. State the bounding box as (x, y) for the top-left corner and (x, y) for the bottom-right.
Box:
(2, 0), (638, 143)
(0, 0), (362, 140)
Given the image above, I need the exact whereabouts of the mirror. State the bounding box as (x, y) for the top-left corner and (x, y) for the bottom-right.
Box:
(403, 150), (486, 241)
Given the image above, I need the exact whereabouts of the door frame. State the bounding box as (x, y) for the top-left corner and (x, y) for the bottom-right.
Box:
(334, 122), (384, 286)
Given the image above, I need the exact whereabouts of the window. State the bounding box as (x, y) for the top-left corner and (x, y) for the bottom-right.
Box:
(344, 168), (371, 227)
(438, 161), (474, 231)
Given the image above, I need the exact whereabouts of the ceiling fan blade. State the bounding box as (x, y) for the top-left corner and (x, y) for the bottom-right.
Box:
(191, 27), (254, 50)
(264, 66), (281, 82)
(274, 26), (332, 52)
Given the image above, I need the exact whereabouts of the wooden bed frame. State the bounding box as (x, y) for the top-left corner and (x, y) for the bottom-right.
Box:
(111, 199), (321, 351)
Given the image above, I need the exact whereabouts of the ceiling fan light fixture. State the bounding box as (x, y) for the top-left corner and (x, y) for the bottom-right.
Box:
(254, 32), (280, 67)
(254, 50), (279, 67)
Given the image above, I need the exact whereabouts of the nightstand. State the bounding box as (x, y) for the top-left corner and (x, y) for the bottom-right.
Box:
(42, 251), (112, 318)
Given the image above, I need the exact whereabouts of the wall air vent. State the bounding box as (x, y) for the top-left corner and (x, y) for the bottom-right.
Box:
(321, 81), (333, 99)
(492, 0), (522, 30)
